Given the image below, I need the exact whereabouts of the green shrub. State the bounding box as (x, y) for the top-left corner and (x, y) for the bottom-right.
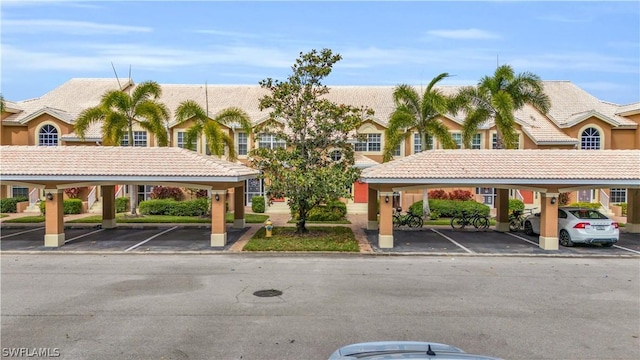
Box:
(509, 199), (525, 213)
(429, 209), (440, 220)
(39, 198), (83, 215)
(620, 203), (627, 216)
(252, 196), (265, 213)
(116, 197), (129, 213)
(139, 198), (209, 216)
(1, 196), (28, 213)
(569, 202), (601, 210)
(306, 201), (347, 221)
(410, 199), (490, 217)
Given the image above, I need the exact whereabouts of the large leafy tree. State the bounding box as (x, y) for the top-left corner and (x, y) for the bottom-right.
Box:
(74, 80), (170, 215)
(0, 94), (5, 113)
(251, 49), (372, 234)
(174, 100), (252, 161)
(456, 64), (551, 149)
(382, 73), (458, 216)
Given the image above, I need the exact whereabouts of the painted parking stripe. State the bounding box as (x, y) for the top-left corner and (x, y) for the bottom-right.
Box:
(505, 232), (539, 247)
(65, 228), (106, 243)
(0, 227), (45, 239)
(124, 226), (179, 252)
(430, 228), (475, 254)
(613, 244), (640, 255)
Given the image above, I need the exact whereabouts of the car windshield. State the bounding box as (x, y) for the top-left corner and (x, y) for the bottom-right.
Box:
(568, 209), (608, 220)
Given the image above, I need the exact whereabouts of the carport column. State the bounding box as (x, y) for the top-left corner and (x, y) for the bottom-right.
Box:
(233, 184), (245, 228)
(101, 185), (116, 229)
(539, 192), (559, 250)
(44, 189), (65, 247)
(495, 189), (510, 232)
(626, 188), (640, 233)
(210, 190), (227, 247)
(367, 187), (378, 230)
(378, 189), (395, 248)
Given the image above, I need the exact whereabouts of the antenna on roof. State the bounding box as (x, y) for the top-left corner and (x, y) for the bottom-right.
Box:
(111, 62), (122, 89)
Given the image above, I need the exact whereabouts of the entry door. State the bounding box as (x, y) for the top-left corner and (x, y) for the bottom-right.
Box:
(578, 190), (591, 202)
(245, 178), (263, 205)
(354, 181), (368, 203)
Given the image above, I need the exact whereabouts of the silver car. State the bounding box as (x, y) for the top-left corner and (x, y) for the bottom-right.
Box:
(328, 341), (502, 359)
(523, 207), (619, 247)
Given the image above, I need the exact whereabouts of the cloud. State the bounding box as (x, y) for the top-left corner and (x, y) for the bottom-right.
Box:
(425, 28), (501, 40)
(2, 19), (151, 35)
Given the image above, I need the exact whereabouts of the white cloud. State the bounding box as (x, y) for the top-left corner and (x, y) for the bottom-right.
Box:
(2, 19), (151, 35)
(425, 28), (501, 40)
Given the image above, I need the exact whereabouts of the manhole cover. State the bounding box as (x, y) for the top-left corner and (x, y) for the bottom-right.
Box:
(253, 289), (283, 297)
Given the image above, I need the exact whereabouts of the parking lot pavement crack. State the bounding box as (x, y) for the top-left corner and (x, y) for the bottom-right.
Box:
(235, 285), (248, 303)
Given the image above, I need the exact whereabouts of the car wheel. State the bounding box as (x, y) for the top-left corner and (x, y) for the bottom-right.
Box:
(559, 230), (574, 247)
(524, 221), (534, 235)
(602, 242), (614, 247)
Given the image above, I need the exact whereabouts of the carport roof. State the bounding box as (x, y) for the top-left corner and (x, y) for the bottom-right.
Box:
(0, 146), (260, 182)
(360, 149), (640, 186)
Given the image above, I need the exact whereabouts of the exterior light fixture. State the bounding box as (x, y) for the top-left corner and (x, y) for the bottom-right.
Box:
(551, 196), (557, 205)
(215, 193), (220, 202)
(46, 192), (54, 201)
(385, 195), (389, 203)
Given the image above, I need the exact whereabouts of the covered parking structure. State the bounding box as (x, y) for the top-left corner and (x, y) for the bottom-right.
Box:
(0, 146), (259, 247)
(361, 149), (640, 250)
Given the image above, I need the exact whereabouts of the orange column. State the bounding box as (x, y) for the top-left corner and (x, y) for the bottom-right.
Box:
(367, 187), (378, 230)
(378, 188), (394, 248)
(495, 189), (510, 232)
(210, 190), (227, 247)
(233, 184), (245, 228)
(44, 189), (65, 247)
(539, 192), (559, 250)
(626, 189), (640, 233)
(101, 185), (116, 229)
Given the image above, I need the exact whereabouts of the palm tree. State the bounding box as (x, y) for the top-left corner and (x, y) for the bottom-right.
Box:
(75, 80), (171, 215)
(456, 65), (551, 149)
(382, 73), (459, 216)
(0, 94), (5, 113)
(174, 100), (252, 161)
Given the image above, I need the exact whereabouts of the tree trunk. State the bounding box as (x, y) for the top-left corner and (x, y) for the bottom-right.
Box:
(295, 206), (309, 234)
(127, 125), (138, 215)
(420, 131), (431, 216)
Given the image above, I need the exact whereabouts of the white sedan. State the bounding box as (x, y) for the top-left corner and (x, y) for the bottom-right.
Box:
(523, 207), (619, 247)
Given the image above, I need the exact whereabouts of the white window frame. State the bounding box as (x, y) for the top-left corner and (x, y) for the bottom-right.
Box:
(258, 133), (286, 149)
(121, 131), (147, 147)
(355, 133), (382, 153)
(579, 125), (603, 150)
(237, 132), (248, 156)
(37, 123), (59, 146)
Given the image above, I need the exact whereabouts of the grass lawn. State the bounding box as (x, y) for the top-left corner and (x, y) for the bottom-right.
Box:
(287, 219), (351, 224)
(1, 214), (8, 218)
(244, 226), (359, 252)
(3, 213), (270, 224)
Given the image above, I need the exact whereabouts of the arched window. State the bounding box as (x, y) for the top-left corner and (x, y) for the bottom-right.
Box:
(580, 127), (600, 150)
(38, 124), (58, 146)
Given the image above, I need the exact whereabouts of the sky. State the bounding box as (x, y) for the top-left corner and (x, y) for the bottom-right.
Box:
(1, 0), (639, 105)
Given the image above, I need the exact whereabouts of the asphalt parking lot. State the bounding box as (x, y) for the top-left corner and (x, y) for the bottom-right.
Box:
(1, 223), (638, 255)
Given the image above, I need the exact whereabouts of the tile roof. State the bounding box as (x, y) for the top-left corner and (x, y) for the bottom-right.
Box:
(0, 146), (259, 181)
(361, 149), (640, 185)
(2, 79), (637, 145)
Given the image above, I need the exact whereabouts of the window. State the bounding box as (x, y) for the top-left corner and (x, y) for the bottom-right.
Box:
(177, 132), (195, 151)
(12, 186), (29, 198)
(121, 131), (147, 147)
(258, 134), (286, 149)
(581, 127), (601, 150)
(471, 134), (482, 149)
(451, 133), (462, 149)
(393, 143), (401, 157)
(492, 133), (519, 149)
(237, 132), (248, 156)
(413, 133), (433, 153)
(610, 188), (626, 203)
(38, 124), (58, 146)
(330, 149), (342, 161)
(355, 134), (381, 152)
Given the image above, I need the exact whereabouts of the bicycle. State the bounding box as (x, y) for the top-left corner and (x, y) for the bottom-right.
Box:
(509, 208), (538, 232)
(450, 210), (490, 230)
(392, 207), (423, 228)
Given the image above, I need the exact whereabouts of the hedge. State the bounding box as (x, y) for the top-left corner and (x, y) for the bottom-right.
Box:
(139, 198), (209, 216)
(306, 201), (347, 221)
(39, 198), (83, 215)
(251, 196), (265, 213)
(568, 202), (601, 210)
(409, 199), (490, 217)
(509, 199), (525, 213)
(116, 197), (130, 213)
(0, 196), (28, 213)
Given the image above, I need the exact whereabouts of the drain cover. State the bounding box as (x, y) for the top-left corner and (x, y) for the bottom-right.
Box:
(253, 289), (283, 297)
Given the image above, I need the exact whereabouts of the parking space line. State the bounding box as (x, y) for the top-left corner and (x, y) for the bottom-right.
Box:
(613, 245), (640, 255)
(430, 228), (475, 254)
(65, 228), (106, 244)
(0, 227), (45, 239)
(505, 232), (539, 247)
(124, 226), (179, 252)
